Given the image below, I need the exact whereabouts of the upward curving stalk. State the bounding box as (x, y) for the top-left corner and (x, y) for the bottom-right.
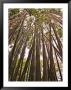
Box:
(28, 34), (36, 81)
(41, 27), (49, 81)
(35, 23), (41, 81)
(51, 23), (62, 58)
(48, 23), (58, 81)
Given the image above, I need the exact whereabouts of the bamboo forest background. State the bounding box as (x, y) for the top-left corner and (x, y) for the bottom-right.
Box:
(8, 8), (63, 81)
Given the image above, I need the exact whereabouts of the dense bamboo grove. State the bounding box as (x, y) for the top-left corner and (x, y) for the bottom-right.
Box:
(8, 9), (63, 81)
